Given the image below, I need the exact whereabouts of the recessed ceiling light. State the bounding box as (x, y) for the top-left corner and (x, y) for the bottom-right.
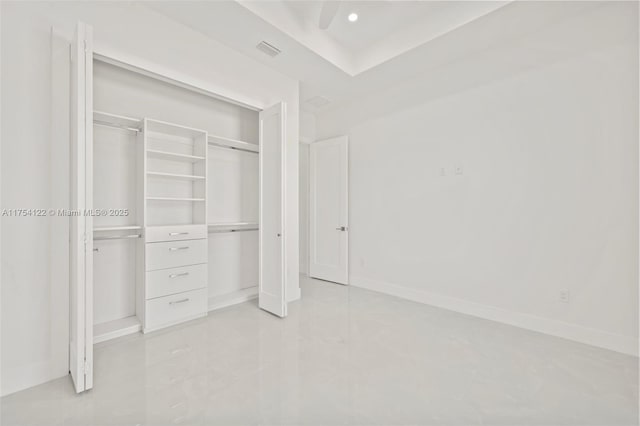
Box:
(348, 13), (358, 22)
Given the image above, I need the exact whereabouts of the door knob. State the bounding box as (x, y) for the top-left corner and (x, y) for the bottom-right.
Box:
(336, 226), (347, 231)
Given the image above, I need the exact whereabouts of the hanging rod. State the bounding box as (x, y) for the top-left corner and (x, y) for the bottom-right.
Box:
(94, 120), (141, 133)
(207, 141), (258, 154)
(94, 234), (142, 241)
(208, 228), (258, 234)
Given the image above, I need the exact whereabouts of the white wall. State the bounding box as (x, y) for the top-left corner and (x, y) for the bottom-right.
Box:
(299, 111), (316, 275)
(1, 1), (299, 396)
(316, 2), (638, 355)
(1, 4), (71, 398)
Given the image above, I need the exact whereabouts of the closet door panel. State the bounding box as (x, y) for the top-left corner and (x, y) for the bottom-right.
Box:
(69, 21), (93, 393)
(258, 102), (287, 317)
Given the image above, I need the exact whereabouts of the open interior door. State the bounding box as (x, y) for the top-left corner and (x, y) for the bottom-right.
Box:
(69, 22), (94, 393)
(309, 136), (349, 284)
(258, 102), (287, 317)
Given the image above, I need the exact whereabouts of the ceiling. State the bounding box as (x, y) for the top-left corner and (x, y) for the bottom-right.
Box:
(145, 1), (606, 114)
(284, 1), (443, 53)
(237, 0), (509, 76)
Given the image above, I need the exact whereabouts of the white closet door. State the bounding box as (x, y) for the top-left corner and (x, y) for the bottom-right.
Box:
(69, 22), (93, 393)
(309, 136), (349, 284)
(259, 102), (287, 317)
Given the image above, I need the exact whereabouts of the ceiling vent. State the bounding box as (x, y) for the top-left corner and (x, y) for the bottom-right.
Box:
(256, 41), (281, 58)
(306, 96), (331, 108)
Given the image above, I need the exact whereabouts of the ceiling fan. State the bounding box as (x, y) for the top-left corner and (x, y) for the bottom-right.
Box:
(318, 1), (342, 30)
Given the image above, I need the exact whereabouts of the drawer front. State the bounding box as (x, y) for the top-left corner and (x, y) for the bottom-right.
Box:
(146, 264), (207, 300)
(146, 239), (207, 271)
(145, 225), (207, 243)
(145, 288), (207, 331)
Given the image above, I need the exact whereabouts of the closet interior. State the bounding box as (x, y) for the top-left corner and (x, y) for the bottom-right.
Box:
(91, 60), (261, 342)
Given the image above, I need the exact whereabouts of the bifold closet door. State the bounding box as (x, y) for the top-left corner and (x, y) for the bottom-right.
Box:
(259, 102), (287, 317)
(69, 21), (94, 393)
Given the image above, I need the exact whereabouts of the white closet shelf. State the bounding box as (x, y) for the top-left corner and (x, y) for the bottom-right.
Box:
(94, 110), (142, 132)
(146, 118), (207, 140)
(208, 222), (259, 232)
(146, 196), (206, 202)
(146, 149), (205, 163)
(147, 171), (205, 181)
(94, 316), (141, 344)
(208, 134), (259, 153)
(94, 225), (142, 232)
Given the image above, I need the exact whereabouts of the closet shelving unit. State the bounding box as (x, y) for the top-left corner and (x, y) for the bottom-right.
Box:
(142, 118), (210, 333)
(92, 111), (145, 343)
(207, 134), (260, 234)
(146, 196), (206, 202)
(94, 110), (142, 133)
(208, 222), (259, 233)
(146, 149), (206, 163)
(91, 112), (263, 342)
(144, 118), (208, 226)
(146, 171), (206, 181)
(94, 225), (142, 232)
(208, 134), (260, 154)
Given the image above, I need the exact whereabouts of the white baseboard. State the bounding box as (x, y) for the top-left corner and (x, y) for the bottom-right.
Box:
(208, 286), (258, 312)
(350, 275), (638, 357)
(94, 316), (141, 344)
(1, 360), (67, 397)
(143, 313), (207, 334)
(288, 285), (302, 302)
(208, 284), (301, 311)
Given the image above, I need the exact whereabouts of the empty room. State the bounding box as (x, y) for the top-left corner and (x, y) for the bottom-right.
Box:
(1, 1), (638, 425)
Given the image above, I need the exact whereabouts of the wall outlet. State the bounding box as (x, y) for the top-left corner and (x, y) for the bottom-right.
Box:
(440, 167), (447, 176)
(455, 166), (463, 175)
(559, 289), (570, 303)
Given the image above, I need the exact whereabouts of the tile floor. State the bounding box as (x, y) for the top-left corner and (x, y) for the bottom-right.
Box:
(2, 276), (638, 425)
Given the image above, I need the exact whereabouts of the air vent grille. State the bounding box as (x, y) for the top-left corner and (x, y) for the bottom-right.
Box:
(256, 41), (281, 57)
(305, 96), (331, 108)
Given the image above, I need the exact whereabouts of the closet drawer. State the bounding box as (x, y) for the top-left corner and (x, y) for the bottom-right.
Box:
(146, 264), (207, 300)
(145, 239), (207, 271)
(145, 288), (207, 331)
(145, 225), (207, 243)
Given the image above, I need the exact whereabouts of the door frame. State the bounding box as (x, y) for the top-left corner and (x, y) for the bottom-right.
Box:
(69, 21), (292, 393)
(309, 135), (349, 285)
(299, 138), (313, 277)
